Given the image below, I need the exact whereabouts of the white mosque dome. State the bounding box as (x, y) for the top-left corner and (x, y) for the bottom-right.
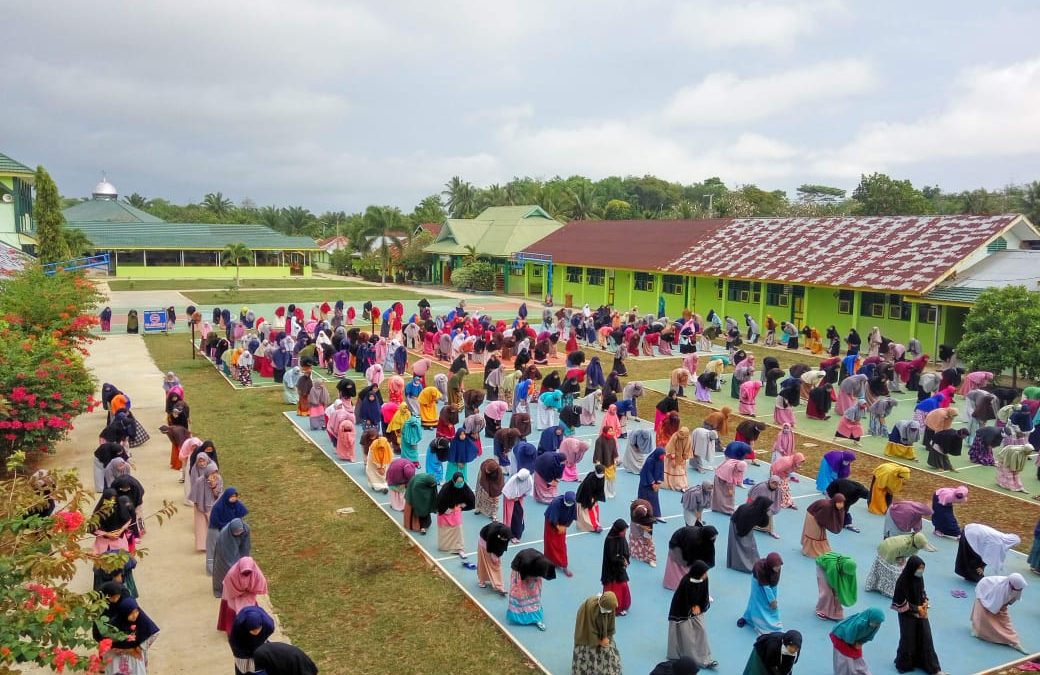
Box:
(92, 175), (118, 200)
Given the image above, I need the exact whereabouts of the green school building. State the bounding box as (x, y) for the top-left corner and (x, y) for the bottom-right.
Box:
(0, 152), (36, 254)
(424, 205), (563, 293)
(516, 214), (1040, 351)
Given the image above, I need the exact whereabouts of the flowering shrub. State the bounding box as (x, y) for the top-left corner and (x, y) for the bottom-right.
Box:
(0, 267), (100, 469)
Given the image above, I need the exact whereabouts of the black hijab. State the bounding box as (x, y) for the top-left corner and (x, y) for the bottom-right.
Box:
(511, 547), (557, 580)
(252, 642), (318, 675)
(541, 371), (561, 391)
(575, 466), (606, 508)
(752, 630), (802, 673)
(670, 525), (718, 568)
(733, 496), (773, 536)
(94, 442), (128, 465)
(436, 472), (475, 514)
(601, 519), (630, 584)
(668, 560), (710, 620)
(110, 475), (145, 508)
(656, 392), (679, 414)
(480, 521), (511, 557)
(893, 555), (927, 608)
(191, 440), (218, 468)
(826, 478), (869, 509)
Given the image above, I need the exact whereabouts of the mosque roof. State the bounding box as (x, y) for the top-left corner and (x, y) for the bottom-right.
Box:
(68, 221), (320, 251)
(64, 198), (164, 224)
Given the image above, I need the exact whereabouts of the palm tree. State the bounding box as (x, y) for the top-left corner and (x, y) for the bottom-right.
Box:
(461, 244), (486, 266)
(124, 193), (148, 209)
(282, 206), (314, 236)
(203, 192), (234, 219)
(62, 227), (94, 258)
(221, 242), (252, 287)
(442, 176), (476, 218)
(1020, 180), (1040, 224)
(318, 210), (349, 238)
(362, 205), (404, 285)
(258, 205), (284, 231)
(565, 183), (602, 220)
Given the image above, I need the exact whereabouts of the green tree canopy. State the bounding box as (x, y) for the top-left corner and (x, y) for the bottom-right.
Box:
(796, 184), (846, 204)
(411, 194), (447, 225)
(221, 242), (252, 287)
(851, 173), (932, 216)
(33, 166), (70, 263)
(956, 286), (1040, 387)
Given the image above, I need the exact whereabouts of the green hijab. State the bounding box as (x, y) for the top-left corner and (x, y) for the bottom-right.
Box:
(816, 552), (857, 606)
(832, 607), (884, 645)
(404, 473), (438, 517)
(1022, 386), (1040, 401)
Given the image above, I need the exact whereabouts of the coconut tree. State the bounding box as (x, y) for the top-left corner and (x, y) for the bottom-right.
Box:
(362, 205), (404, 285)
(443, 176), (476, 218)
(282, 206), (315, 236)
(221, 242), (252, 287)
(124, 193), (149, 209)
(62, 228), (94, 258)
(203, 192), (234, 219)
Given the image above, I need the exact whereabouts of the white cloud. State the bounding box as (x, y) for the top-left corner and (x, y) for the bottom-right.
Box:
(663, 60), (877, 125)
(670, 0), (846, 50)
(815, 58), (1040, 176)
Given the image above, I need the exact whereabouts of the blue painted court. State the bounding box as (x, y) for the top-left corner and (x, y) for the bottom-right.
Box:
(283, 405), (1035, 674)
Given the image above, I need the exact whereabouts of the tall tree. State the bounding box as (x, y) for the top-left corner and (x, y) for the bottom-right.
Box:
(124, 193), (149, 209)
(957, 286), (1040, 387)
(564, 182), (602, 220)
(202, 192), (234, 219)
(1020, 180), (1040, 224)
(443, 176), (477, 218)
(603, 199), (633, 220)
(851, 173), (932, 215)
(282, 206), (315, 236)
(796, 184), (846, 204)
(411, 195), (447, 226)
(362, 205), (404, 284)
(62, 228), (94, 258)
(317, 210), (349, 238)
(221, 242), (252, 288)
(33, 166), (69, 263)
(257, 205), (284, 231)
(960, 188), (996, 215)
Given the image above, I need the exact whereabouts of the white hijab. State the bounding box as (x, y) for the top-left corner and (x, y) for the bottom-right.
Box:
(975, 573), (1027, 613)
(691, 427), (717, 462)
(964, 523), (1020, 573)
(502, 468), (533, 500)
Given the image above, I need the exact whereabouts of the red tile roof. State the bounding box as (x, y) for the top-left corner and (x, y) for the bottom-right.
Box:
(664, 215), (1021, 293)
(520, 219), (732, 270)
(417, 222), (442, 237)
(0, 246), (33, 275)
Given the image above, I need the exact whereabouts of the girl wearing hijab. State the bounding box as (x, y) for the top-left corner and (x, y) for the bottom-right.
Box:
(571, 592), (622, 675)
(98, 584), (160, 674)
(747, 477), (782, 539)
(229, 605), (276, 675)
(386, 458), (417, 512)
(770, 424), (795, 464)
(814, 550), (857, 621)
(500, 468), (533, 543)
(217, 556), (269, 633)
(830, 608), (885, 675)
(815, 450), (856, 493)
(365, 436), (393, 493)
(686, 428), (716, 475)
(404, 473), (438, 535)
(884, 420), (922, 461)
(92, 489), (133, 556)
(739, 380), (764, 416)
(543, 491), (577, 576)
(621, 428), (652, 475)
(743, 630), (801, 675)
(867, 463), (910, 515)
(892, 556), (943, 674)
(668, 560), (717, 669)
(189, 458), (223, 552)
(957, 523), (1020, 582)
(801, 495), (845, 557)
(663, 427), (693, 491)
(601, 519), (632, 616)
(252, 643), (318, 675)
(738, 552), (784, 635)
(558, 436), (589, 483)
(417, 386), (441, 428)
(212, 518), (252, 598)
(470, 458), (505, 518)
(728, 497), (771, 573)
(884, 501), (932, 539)
(931, 486), (968, 538)
(666, 525), (718, 590)
(533, 450), (565, 504)
(629, 498), (658, 567)
(575, 465), (606, 533)
(681, 483), (714, 527)
(711, 457), (746, 515)
(507, 548), (556, 631)
(995, 442), (1032, 492)
(655, 391), (680, 432)
(437, 472), (475, 558)
(972, 573), (1029, 653)
(585, 429), (617, 502)
(477, 521), (511, 596)
(639, 448), (666, 518)
(864, 531), (930, 599)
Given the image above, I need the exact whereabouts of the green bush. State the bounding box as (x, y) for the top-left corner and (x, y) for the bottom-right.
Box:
(451, 262), (497, 291)
(353, 252), (383, 281)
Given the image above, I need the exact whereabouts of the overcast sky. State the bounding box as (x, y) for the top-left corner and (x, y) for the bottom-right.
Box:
(4, 1), (1040, 212)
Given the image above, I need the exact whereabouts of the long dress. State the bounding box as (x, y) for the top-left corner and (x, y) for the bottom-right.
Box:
(506, 572), (543, 625)
(630, 522), (656, 565)
(970, 599), (1021, 649)
(741, 577), (781, 635)
(893, 566), (942, 674)
(726, 519), (760, 573)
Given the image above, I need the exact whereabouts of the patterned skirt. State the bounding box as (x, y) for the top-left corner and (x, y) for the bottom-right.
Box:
(474, 487), (499, 518)
(630, 522), (656, 564)
(864, 555), (902, 598)
(572, 642), (622, 675)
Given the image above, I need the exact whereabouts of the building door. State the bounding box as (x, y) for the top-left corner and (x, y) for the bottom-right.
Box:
(443, 263), (452, 285)
(791, 286), (806, 326)
(528, 265), (543, 298)
(607, 273), (615, 305)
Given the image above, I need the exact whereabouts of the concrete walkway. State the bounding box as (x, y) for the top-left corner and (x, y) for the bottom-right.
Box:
(34, 333), (284, 674)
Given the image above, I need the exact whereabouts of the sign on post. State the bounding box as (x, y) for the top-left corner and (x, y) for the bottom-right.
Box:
(143, 309), (168, 333)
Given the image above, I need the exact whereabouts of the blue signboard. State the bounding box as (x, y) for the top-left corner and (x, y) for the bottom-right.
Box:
(142, 309), (168, 333)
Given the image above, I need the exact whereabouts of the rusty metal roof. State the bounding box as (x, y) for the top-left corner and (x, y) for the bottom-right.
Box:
(520, 219), (732, 270)
(663, 215), (1022, 292)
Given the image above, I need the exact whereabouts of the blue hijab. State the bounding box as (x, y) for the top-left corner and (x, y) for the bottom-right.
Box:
(640, 448), (666, 487)
(538, 426), (563, 455)
(586, 357), (606, 390)
(514, 442), (538, 473)
(229, 606), (276, 658)
(724, 441), (752, 460)
(544, 491), (577, 526)
(534, 451), (565, 482)
(447, 429), (478, 464)
(209, 487), (248, 530)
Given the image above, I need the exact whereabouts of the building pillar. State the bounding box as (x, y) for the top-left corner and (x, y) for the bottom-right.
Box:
(254, 251), (257, 266)
(215, 252), (220, 266)
(142, 250), (147, 266)
(720, 279), (728, 319)
(851, 291), (861, 332)
(801, 285), (810, 327)
(908, 301), (919, 344)
(180, 250), (185, 266)
(757, 283), (766, 331)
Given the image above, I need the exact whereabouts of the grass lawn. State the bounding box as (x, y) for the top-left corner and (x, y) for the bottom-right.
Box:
(182, 288), (447, 305)
(107, 277), (376, 291)
(144, 335), (536, 675)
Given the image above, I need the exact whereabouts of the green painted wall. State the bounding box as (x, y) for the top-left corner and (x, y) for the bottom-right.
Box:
(114, 265), (310, 279)
(0, 177), (15, 242)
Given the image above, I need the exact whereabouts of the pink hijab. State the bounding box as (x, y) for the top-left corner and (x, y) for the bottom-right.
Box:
(602, 405), (622, 437)
(484, 401), (509, 421)
(772, 452), (805, 478)
(716, 458), (747, 486)
(888, 500), (933, 532)
(772, 424), (795, 457)
(221, 556), (269, 612)
(740, 380), (763, 402)
(683, 353), (700, 375)
(935, 485), (969, 506)
(559, 437), (590, 467)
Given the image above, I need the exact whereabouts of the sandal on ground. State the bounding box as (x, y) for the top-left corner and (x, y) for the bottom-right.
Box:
(536, 622), (547, 631)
